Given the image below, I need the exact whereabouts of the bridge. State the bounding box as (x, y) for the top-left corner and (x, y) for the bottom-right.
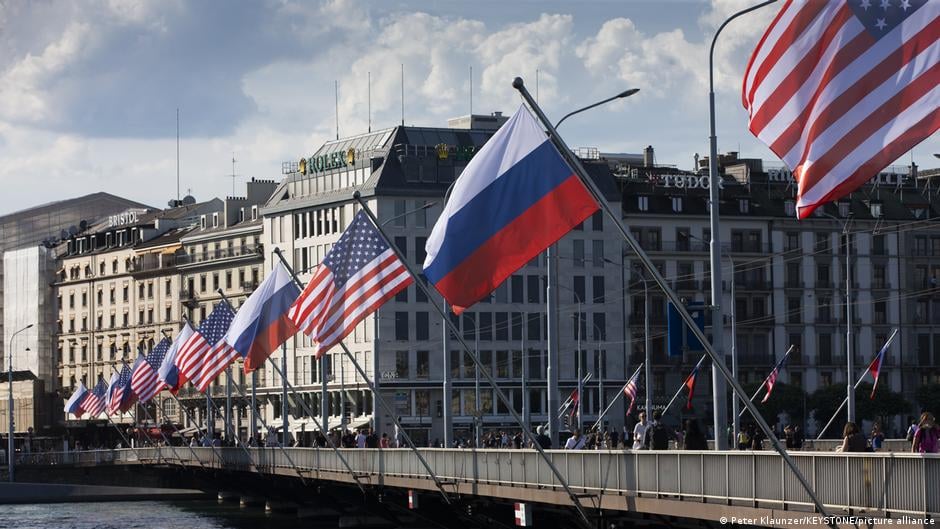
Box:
(11, 447), (940, 528)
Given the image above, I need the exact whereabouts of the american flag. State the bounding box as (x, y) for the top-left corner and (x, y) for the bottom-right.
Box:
(289, 210), (413, 358)
(623, 368), (642, 415)
(762, 366), (781, 403)
(107, 365), (135, 415)
(175, 301), (236, 392)
(742, 0), (939, 219)
(131, 338), (171, 403)
(81, 378), (109, 417)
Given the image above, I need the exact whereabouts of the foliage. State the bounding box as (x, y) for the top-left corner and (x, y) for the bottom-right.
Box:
(914, 384), (940, 417)
(809, 382), (909, 438)
(734, 381), (807, 427)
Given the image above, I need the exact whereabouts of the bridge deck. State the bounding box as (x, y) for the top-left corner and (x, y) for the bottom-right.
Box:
(16, 448), (940, 528)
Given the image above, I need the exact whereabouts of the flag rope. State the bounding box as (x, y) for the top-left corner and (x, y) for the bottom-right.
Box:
(737, 345), (795, 418)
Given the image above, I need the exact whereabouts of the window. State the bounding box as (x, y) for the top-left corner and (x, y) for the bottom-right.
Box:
(785, 232), (800, 252)
(393, 200), (407, 227)
(593, 313), (606, 340)
(816, 264), (830, 286)
(818, 333), (832, 364)
(815, 233), (830, 253)
(573, 276), (585, 304)
(739, 199), (749, 213)
(591, 211), (603, 231)
(165, 280), (172, 296)
(122, 286), (128, 302)
(671, 196), (683, 212)
(592, 276), (605, 304)
(785, 262), (801, 288)
(874, 301), (887, 324)
(165, 306), (172, 322)
(511, 276), (524, 303)
(394, 312), (409, 340)
(497, 350), (509, 378)
(495, 312), (508, 341)
(416, 312), (429, 341)
(873, 265), (887, 289)
(592, 240), (604, 267)
(573, 240), (584, 266)
(147, 282), (153, 298)
(527, 275), (540, 303)
(395, 351), (409, 378)
(787, 297), (802, 324)
(416, 351), (429, 379)
(479, 312), (492, 341)
(638, 196), (649, 211)
(817, 297), (831, 323)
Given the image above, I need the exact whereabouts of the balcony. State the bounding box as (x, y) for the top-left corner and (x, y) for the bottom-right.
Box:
(178, 244), (264, 266)
(725, 242), (770, 254)
(673, 280), (701, 292)
(129, 253), (181, 274)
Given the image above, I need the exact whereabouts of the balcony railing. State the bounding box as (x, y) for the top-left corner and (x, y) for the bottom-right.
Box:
(178, 245), (263, 265)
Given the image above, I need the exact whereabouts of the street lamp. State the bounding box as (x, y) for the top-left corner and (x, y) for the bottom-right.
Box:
(547, 86), (640, 447)
(820, 211), (855, 423)
(707, 0), (779, 451)
(631, 266), (654, 423)
(8, 323), (33, 482)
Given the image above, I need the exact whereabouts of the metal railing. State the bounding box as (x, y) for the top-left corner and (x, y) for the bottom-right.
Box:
(16, 448), (939, 519)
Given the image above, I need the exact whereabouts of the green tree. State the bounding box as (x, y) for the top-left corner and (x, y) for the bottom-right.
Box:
(810, 382), (909, 438)
(735, 381), (807, 427)
(915, 383), (940, 416)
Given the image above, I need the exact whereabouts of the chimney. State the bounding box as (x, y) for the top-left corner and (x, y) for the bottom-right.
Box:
(643, 145), (655, 167)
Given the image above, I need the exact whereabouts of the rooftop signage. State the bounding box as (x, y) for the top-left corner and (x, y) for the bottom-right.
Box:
(300, 148), (356, 175)
(108, 210), (139, 228)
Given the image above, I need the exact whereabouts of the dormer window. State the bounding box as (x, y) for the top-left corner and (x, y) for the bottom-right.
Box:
(671, 197), (683, 213)
(200, 215), (207, 229)
(638, 196), (649, 212)
(212, 212), (219, 228)
(784, 199), (796, 217)
(251, 205), (258, 220)
(870, 201), (883, 218)
(239, 208), (245, 222)
(739, 199), (749, 214)
(838, 201), (850, 218)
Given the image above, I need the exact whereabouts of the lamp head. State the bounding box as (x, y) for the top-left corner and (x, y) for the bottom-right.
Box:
(512, 77), (524, 90)
(26, 324), (33, 329)
(617, 88), (640, 98)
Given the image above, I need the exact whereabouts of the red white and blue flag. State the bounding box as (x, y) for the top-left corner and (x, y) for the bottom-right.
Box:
(742, 0), (939, 219)
(224, 261), (301, 372)
(82, 378), (109, 417)
(423, 105), (598, 313)
(290, 212), (412, 359)
(684, 364), (700, 410)
(175, 301), (235, 391)
(623, 369), (641, 415)
(107, 365), (135, 415)
(158, 323), (195, 393)
(131, 337), (171, 403)
(867, 331), (897, 398)
(64, 381), (89, 417)
(761, 347), (793, 403)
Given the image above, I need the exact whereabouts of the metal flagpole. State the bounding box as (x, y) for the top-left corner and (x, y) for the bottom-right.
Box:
(214, 290), (363, 493)
(442, 308), (452, 448)
(281, 343), (290, 448)
(737, 345), (795, 418)
(816, 328), (898, 439)
(320, 355), (329, 438)
(272, 247), (455, 503)
(250, 370), (257, 445)
(226, 367), (233, 443)
(521, 314), (529, 434)
(591, 363), (642, 431)
(353, 193), (593, 529)
(662, 355), (708, 417)
(512, 77), (834, 526)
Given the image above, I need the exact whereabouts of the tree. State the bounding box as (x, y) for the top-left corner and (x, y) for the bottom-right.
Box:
(915, 384), (940, 417)
(809, 382), (909, 438)
(735, 381), (807, 428)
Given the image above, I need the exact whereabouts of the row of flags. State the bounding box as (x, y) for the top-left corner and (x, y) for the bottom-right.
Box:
(63, 0), (935, 417)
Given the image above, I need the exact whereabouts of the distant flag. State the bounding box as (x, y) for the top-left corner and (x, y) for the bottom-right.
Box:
(684, 364), (700, 410)
(223, 261), (300, 373)
(568, 389), (579, 423)
(290, 212), (412, 358)
(159, 323), (195, 393)
(867, 331), (897, 399)
(423, 105), (598, 313)
(623, 369), (641, 415)
(64, 382), (89, 417)
(762, 366), (781, 404)
(107, 365), (135, 415)
(742, 0), (940, 219)
(132, 337), (171, 403)
(175, 301), (235, 392)
(82, 378), (109, 417)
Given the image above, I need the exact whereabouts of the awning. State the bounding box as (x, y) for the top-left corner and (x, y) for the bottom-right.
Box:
(289, 419), (317, 433)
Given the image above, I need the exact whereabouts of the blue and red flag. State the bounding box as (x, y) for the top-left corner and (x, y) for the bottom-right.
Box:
(131, 337), (171, 403)
(64, 381), (89, 417)
(867, 331), (897, 399)
(224, 261), (301, 373)
(158, 322), (195, 393)
(107, 365), (135, 415)
(423, 105), (598, 313)
(684, 365), (700, 410)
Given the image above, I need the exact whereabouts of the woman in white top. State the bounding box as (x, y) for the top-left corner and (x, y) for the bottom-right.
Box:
(632, 412), (649, 450)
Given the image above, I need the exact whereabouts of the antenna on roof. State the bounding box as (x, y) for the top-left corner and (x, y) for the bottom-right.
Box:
(176, 108), (180, 201)
(368, 71), (372, 133)
(334, 80), (340, 140)
(536, 68), (540, 103)
(469, 65), (473, 116)
(225, 153), (241, 197)
(400, 63), (405, 127)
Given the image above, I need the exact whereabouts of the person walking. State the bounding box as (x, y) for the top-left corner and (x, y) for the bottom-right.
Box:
(912, 412), (940, 454)
(564, 429), (586, 450)
(682, 419), (708, 450)
(643, 410), (672, 450)
(535, 425), (552, 449)
(632, 411), (650, 450)
(870, 422), (885, 451)
(836, 422), (867, 452)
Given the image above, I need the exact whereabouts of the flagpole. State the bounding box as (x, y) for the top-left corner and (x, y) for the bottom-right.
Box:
(214, 290), (363, 493)
(226, 367), (233, 444)
(737, 345), (795, 418)
(112, 360), (173, 463)
(816, 329), (898, 439)
(281, 342), (289, 448)
(591, 364), (642, 432)
(662, 354), (708, 417)
(250, 370), (257, 445)
(271, 247), (454, 503)
(353, 192), (593, 529)
(442, 307), (452, 448)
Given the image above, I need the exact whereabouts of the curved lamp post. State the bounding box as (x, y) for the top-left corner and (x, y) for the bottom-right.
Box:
(8, 323), (33, 482)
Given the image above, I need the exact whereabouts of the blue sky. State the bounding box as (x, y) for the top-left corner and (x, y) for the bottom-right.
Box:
(0, 0), (936, 213)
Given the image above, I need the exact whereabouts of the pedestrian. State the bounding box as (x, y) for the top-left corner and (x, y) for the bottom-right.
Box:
(836, 422), (867, 452)
(912, 412), (940, 454)
(610, 429), (620, 449)
(535, 425), (552, 449)
(737, 425), (751, 450)
(906, 417), (919, 442)
(870, 422), (885, 451)
(564, 429), (585, 450)
(355, 429), (367, 449)
(632, 411), (650, 450)
(380, 433), (390, 448)
(643, 410), (672, 450)
(682, 419), (708, 450)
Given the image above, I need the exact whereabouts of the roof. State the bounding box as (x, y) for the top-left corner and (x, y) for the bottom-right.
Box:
(134, 226), (196, 251)
(0, 370), (38, 383)
(0, 192), (150, 225)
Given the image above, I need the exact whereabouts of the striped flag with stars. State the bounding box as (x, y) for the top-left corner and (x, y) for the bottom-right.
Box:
(175, 301), (236, 391)
(289, 210), (413, 358)
(131, 337), (171, 403)
(743, 0), (939, 218)
(107, 364), (135, 415)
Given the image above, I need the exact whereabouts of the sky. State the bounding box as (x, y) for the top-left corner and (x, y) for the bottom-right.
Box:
(0, 0), (937, 214)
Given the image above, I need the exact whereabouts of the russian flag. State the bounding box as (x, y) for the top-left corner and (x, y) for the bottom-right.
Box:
(159, 322), (195, 393)
(64, 382), (88, 417)
(867, 337), (893, 399)
(423, 105), (598, 313)
(223, 261), (301, 373)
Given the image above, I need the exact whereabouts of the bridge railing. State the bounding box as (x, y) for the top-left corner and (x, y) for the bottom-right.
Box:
(19, 447), (940, 519)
